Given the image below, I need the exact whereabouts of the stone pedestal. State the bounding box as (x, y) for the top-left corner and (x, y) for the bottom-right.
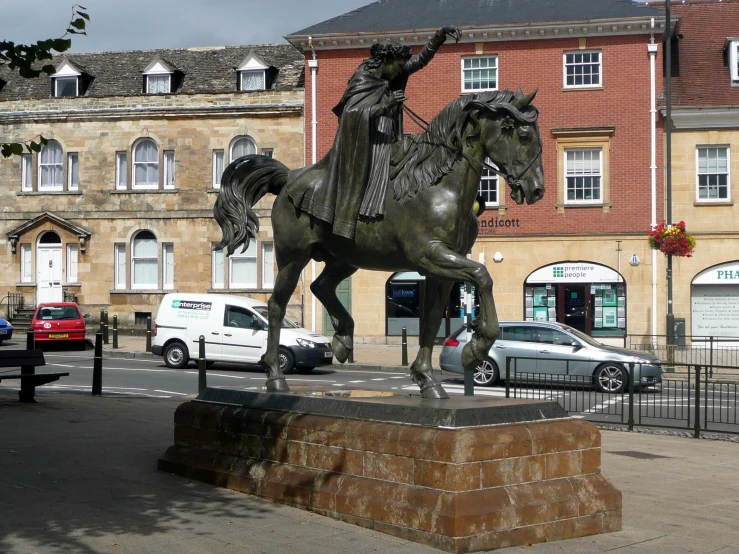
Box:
(158, 388), (621, 553)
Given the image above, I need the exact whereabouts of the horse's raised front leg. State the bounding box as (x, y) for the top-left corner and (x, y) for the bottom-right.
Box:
(262, 257), (309, 392)
(410, 276), (453, 399)
(310, 260), (358, 363)
(416, 243), (499, 374)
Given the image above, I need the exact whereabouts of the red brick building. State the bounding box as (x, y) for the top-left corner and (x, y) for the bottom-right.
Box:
(285, 0), (671, 345)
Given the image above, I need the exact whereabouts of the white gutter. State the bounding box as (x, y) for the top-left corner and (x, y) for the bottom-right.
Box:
(308, 37), (318, 332)
(648, 20), (658, 344)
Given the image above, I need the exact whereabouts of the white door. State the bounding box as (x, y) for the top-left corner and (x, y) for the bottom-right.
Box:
(220, 304), (266, 363)
(37, 247), (63, 303)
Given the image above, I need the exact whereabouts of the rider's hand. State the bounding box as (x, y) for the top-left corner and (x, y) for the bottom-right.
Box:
(382, 90), (406, 109)
(441, 26), (462, 43)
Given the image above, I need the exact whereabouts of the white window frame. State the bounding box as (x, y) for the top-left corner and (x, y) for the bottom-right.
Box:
(163, 150), (175, 190)
(21, 153), (33, 192)
(229, 241), (257, 289)
(38, 140), (63, 192)
(162, 243), (174, 290)
(696, 146), (731, 203)
(478, 158), (499, 207)
(212, 248), (225, 289)
(563, 50), (602, 89)
(212, 150), (224, 189)
(131, 231), (158, 290)
(261, 148), (274, 158)
(132, 139), (159, 190)
(230, 136), (257, 162)
(262, 242), (274, 289)
(461, 56), (498, 92)
(20, 244), (32, 283)
(564, 148), (602, 205)
(240, 69), (266, 91)
(730, 40), (739, 83)
(66, 243), (78, 283)
(115, 152), (127, 190)
(54, 76), (78, 97)
(146, 74), (171, 94)
(67, 152), (79, 191)
(114, 243), (127, 290)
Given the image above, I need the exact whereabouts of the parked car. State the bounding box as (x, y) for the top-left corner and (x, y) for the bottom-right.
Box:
(0, 316), (13, 344)
(439, 321), (662, 393)
(32, 302), (88, 349)
(152, 293), (333, 372)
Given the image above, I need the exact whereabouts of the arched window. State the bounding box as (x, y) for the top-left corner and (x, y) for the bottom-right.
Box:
(39, 140), (63, 191)
(131, 230), (158, 289)
(133, 139), (159, 190)
(230, 136), (256, 162)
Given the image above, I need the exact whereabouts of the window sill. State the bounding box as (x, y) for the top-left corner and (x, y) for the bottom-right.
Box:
(64, 283), (82, 287)
(206, 188), (222, 193)
(206, 288), (274, 294)
(694, 200), (733, 206)
(110, 289), (176, 294)
(562, 86), (604, 92)
(556, 202), (612, 214)
(17, 191), (82, 196)
(15, 283), (36, 288)
(112, 190), (178, 194)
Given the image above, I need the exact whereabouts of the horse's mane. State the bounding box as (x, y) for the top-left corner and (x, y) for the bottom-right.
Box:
(392, 90), (539, 203)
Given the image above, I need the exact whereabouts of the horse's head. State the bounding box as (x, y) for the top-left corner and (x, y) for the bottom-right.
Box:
(475, 89), (545, 206)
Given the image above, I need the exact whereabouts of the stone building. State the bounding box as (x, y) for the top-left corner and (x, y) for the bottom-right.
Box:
(0, 44), (305, 328)
(286, 0), (668, 346)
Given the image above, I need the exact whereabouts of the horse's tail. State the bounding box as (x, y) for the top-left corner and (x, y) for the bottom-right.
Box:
(213, 154), (289, 255)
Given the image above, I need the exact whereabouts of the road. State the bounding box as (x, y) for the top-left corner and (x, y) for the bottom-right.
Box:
(2, 352), (738, 434)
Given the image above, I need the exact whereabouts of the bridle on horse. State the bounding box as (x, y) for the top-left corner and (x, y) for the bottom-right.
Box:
(401, 103), (542, 185)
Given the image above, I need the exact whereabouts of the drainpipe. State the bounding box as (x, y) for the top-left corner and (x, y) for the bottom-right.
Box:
(649, 19), (659, 344)
(308, 37), (318, 332)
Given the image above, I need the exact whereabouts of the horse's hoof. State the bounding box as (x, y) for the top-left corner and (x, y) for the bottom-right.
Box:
(421, 381), (449, 399)
(332, 336), (353, 364)
(266, 377), (290, 392)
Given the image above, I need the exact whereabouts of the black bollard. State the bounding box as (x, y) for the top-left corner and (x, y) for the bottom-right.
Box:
(20, 330), (36, 403)
(92, 332), (103, 396)
(401, 326), (408, 366)
(146, 316), (152, 353)
(112, 315), (118, 349)
(103, 310), (109, 345)
(198, 335), (207, 393)
(99, 308), (104, 335)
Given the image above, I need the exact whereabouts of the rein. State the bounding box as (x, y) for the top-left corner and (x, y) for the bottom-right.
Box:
(402, 103), (542, 184)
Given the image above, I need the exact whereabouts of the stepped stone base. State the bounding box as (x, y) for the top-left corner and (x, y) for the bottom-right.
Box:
(158, 388), (622, 553)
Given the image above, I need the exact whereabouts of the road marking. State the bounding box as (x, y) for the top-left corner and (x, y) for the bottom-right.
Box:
(348, 380), (366, 383)
(155, 390), (188, 395)
(370, 378), (388, 381)
(49, 363), (74, 368)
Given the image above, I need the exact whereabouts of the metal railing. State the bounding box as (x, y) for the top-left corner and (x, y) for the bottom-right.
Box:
(1, 292), (25, 320)
(504, 356), (739, 438)
(628, 334), (739, 370)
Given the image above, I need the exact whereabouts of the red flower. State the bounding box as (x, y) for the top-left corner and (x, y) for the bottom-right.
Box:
(648, 221), (695, 257)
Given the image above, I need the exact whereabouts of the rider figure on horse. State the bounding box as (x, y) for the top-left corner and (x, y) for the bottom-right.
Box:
(289, 26), (461, 240)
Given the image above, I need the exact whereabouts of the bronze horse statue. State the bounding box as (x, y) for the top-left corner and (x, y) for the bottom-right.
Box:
(214, 89), (544, 398)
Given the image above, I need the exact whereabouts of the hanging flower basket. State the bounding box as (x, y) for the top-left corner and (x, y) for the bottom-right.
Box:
(648, 220), (696, 257)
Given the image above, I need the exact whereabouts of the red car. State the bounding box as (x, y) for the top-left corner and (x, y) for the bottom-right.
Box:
(32, 302), (88, 348)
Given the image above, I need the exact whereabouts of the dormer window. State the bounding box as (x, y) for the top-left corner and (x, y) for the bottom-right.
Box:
(52, 60), (82, 97)
(143, 59), (174, 94)
(728, 39), (739, 84)
(237, 52), (270, 91)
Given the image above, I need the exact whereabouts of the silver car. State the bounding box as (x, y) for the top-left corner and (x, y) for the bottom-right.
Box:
(439, 321), (662, 393)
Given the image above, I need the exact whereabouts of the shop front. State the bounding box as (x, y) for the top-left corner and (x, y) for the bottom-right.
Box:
(524, 262), (626, 346)
(691, 261), (739, 342)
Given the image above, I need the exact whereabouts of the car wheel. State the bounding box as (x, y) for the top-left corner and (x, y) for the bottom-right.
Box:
(473, 357), (499, 386)
(595, 363), (627, 394)
(297, 366), (315, 374)
(164, 342), (189, 369)
(279, 347), (295, 374)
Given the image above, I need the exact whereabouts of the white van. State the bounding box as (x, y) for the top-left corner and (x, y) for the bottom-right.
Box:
(151, 293), (333, 373)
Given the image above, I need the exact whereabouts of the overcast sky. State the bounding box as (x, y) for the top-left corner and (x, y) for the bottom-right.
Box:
(3, 0), (374, 53)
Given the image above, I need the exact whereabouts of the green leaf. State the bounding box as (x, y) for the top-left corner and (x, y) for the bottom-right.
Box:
(52, 38), (72, 52)
(41, 64), (56, 75)
(29, 141), (42, 153)
(1, 145), (12, 158)
(10, 143), (24, 156)
(40, 137), (49, 146)
(77, 11), (90, 21)
(70, 19), (86, 30)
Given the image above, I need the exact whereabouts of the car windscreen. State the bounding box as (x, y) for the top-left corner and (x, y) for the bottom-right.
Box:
(38, 306), (81, 320)
(251, 306), (300, 329)
(559, 324), (603, 347)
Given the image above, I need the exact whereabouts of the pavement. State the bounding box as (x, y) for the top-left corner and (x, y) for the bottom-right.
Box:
(1, 338), (739, 553)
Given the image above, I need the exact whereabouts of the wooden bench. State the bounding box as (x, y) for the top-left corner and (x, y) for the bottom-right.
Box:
(0, 349), (69, 403)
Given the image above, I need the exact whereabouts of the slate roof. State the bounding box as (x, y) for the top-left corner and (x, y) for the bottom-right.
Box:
(668, 0), (739, 107)
(0, 44), (304, 101)
(287, 0), (664, 37)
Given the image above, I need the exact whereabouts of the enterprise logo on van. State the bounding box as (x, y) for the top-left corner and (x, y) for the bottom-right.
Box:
(172, 300), (212, 311)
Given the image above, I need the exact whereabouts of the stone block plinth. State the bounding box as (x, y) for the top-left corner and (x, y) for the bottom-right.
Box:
(158, 388), (621, 552)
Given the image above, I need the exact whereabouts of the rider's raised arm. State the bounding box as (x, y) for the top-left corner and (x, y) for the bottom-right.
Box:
(404, 26), (461, 75)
